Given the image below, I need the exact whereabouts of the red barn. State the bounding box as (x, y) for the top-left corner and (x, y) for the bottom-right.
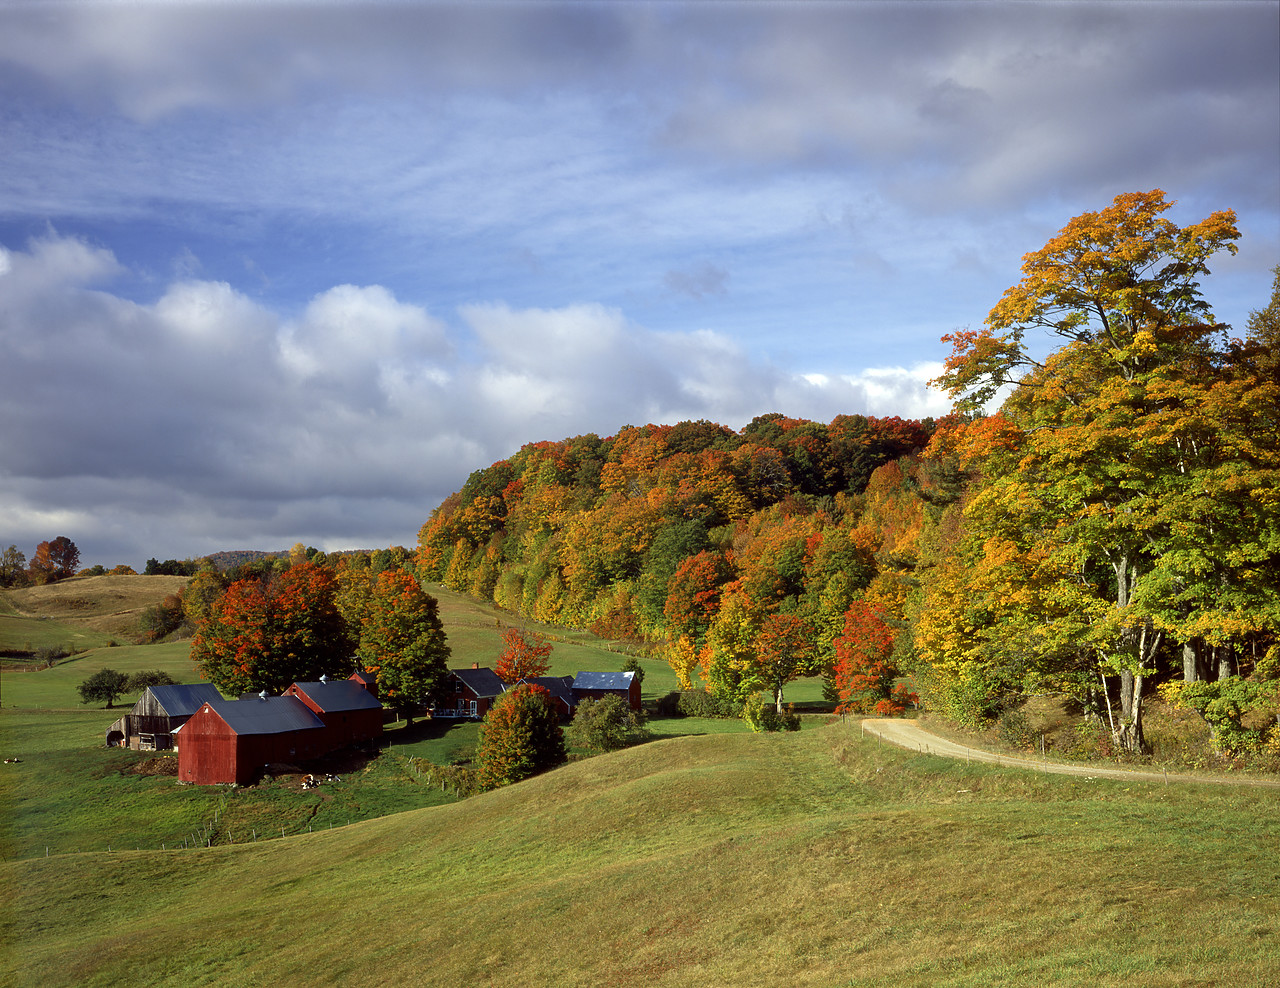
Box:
(177, 695), (326, 786)
(348, 669), (378, 698)
(283, 678), (384, 749)
(571, 671), (642, 711)
(517, 676), (576, 721)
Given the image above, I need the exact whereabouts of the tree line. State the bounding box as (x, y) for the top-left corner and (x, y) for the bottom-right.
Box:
(414, 190), (1279, 756)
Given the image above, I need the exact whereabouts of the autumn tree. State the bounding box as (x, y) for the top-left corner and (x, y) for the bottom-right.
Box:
(755, 613), (819, 713)
(832, 601), (916, 716)
(77, 668), (130, 708)
(569, 693), (648, 752)
(494, 627), (553, 684)
(475, 683), (567, 789)
(191, 561), (354, 695)
(355, 569), (451, 722)
(934, 189), (1245, 752)
(29, 537), (80, 584)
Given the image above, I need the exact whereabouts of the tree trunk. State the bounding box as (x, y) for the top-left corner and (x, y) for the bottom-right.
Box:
(1182, 641), (1206, 682)
(1215, 644), (1234, 681)
(1114, 669), (1149, 753)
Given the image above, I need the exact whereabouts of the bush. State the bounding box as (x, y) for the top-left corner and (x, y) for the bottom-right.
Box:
(997, 707), (1036, 748)
(34, 646), (69, 668)
(676, 690), (738, 719)
(743, 694), (801, 733)
(569, 694), (648, 752)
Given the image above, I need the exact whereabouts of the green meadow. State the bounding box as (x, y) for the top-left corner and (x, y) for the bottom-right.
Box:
(3, 579), (1277, 986)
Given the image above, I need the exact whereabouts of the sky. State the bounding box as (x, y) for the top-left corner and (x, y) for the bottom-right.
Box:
(1, 0), (1277, 571)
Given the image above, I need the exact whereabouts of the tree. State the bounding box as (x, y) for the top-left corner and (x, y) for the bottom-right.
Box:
(934, 190), (1245, 753)
(139, 593), (187, 642)
(190, 561), (354, 695)
(475, 683), (566, 789)
(0, 545), (27, 587)
(126, 669), (178, 691)
(832, 601), (916, 716)
(356, 570), (451, 722)
(569, 693), (647, 751)
(755, 613), (819, 713)
(29, 537), (79, 584)
(77, 668), (130, 708)
(494, 627), (553, 684)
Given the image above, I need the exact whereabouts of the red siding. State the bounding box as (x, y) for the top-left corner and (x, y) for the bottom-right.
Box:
(178, 706), (328, 786)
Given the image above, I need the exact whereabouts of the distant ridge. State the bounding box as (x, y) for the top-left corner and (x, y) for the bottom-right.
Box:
(201, 549), (287, 571)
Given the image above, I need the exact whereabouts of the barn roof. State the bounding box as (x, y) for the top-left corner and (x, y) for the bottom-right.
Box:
(201, 696), (325, 736)
(518, 676), (575, 706)
(287, 680), (384, 713)
(143, 683), (223, 717)
(450, 667), (507, 698)
(572, 671), (636, 691)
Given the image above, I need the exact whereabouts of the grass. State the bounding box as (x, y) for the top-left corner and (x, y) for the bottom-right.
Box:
(2, 721), (1277, 987)
(2, 574), (189, 637)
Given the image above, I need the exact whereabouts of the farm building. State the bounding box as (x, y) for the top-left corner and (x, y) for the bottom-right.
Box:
(106, 683), (224, 751)
(348, 669), (378, 698)
(517, 676), (577, 721)
(176, 695), (329, 786)
(437, 665), (506, 719)
(283, 677), (384, 748)
(572, 671), (642, 711)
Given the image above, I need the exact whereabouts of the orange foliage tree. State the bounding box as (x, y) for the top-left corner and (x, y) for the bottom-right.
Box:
(494, 627), (553, 684)
(832, 601), (916, 716)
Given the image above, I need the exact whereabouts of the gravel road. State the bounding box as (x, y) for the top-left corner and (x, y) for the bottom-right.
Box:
(859, 717), (1280, 788)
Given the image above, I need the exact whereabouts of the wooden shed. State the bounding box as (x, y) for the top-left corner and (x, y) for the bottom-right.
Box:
(571, 671), (642, 712)
(437, 666), (506, 719)
(283, 678), (384, 749)
(177, 695), (326, 786)
(106, 683), (224, 751)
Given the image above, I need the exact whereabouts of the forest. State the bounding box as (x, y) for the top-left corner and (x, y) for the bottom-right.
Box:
(415, 191), (1280, 757)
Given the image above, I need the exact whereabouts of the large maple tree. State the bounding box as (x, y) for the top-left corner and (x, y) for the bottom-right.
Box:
(933, 190), (1263, 752)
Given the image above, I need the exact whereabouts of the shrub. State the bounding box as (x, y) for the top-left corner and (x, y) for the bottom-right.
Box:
(997, 707), (1036, 748)
(676, 689), (737, 719)
(569, 694), (648, 752)
(743, 694), (801, 733)
(34, 646), (69, 668)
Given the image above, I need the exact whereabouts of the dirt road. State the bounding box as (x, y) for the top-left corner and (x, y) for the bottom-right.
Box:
(859, 717), (1280, 788)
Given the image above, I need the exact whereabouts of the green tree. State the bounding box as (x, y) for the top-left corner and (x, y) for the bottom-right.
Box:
(934, 190), (1246, 752)
(126, 670), (179, 691)
(0, 545), (27, 587)
(569, 693), (648, 752)
(77, 668), (130, 708)
(356, 570), (451, 722)
(475, 683), (566, 789)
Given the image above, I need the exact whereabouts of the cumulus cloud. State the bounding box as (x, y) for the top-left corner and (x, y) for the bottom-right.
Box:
(0, 233), (949, 567)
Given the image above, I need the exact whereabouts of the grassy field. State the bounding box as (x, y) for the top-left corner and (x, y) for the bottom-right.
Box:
(3, 574), (190, 639)
(3, 720), (1277, 987)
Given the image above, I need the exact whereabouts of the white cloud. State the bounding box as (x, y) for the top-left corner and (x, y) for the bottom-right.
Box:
(0, 233), (950, 566)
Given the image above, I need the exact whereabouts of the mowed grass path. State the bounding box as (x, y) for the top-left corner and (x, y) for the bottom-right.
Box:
(3, 721), (1277, 988)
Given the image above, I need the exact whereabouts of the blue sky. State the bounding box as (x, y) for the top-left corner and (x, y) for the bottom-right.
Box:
(1, 0), (1276, 569)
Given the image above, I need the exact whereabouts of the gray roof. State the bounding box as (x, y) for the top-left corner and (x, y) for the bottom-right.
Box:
(202, 696), (325, 736)
(288, 680), (383, 713)
(519, 676), (576, 706)
(144, 683), (223, 717)
(451, 667), (507, 698)
(572, 671), (636, 691)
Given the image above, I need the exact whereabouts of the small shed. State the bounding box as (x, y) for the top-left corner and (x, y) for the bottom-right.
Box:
(438, 666), (506, 719)
(284, 678), (384, 749)
(517, 676), (577, 721)
(572, 671), (642, 712)
(106, 683), (224, 750)
(177, 695), (326, 786)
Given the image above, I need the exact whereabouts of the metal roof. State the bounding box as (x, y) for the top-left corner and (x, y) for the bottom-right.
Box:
(451, 667), (507, 698)
(288, 680), (383, 713)
(572, 671), (635, 691)
(144, 683), (223, 717)
(202, 696), (325, 736)
(518, 676), (576, 705)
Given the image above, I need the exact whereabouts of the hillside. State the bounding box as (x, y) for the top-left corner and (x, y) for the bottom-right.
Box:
(3, 721), (1277, 987)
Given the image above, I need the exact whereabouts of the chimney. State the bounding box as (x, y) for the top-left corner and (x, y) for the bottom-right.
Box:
(472, 662), (479, 669)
